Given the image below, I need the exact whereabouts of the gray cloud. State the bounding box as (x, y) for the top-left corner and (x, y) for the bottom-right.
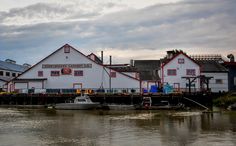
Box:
(0, 0), (236, 64)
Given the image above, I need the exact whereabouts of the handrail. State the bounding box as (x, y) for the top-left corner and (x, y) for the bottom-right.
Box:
(183, 97), (209, 110)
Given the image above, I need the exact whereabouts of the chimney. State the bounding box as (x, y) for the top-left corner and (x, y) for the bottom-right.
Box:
(227, 54), (235, 62)
(167, 51), (175, 59)
(101, 51), (103, 64)
(130, 59), (134, 67)
(110, 55), (112, 65)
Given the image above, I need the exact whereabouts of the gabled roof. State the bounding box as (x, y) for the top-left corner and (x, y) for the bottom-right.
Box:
(0, 60), (28, 72)
(161, 52), (200, 67)
(87, 53), (102, 64)
(11, 44), (140, 82)
(0, 76), (11, 82)
(196, 60), (228, 72)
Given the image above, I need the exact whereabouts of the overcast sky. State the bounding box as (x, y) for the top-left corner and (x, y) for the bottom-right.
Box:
(0, 0), (235, 65)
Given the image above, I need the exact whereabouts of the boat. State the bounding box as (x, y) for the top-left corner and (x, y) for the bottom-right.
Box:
(55, 94), (100, 110)
(136, 96), (184, 110)
(227, 103), (236, 110)
(107, 104), (136, 110)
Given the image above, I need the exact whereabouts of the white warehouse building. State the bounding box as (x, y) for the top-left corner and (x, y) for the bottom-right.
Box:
(7, 44), (140, 93)
(160, 51), (201, 92)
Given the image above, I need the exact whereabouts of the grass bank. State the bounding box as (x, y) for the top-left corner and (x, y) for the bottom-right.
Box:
(213, 92), (236, 108)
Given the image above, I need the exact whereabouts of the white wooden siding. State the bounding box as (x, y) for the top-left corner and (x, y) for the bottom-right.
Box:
(11, 46), (140, 91)
(161, 54), (200, 89)
(202, 72), (228, 92)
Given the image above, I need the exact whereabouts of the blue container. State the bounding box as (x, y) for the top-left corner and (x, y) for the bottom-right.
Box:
(149, 85), (158, 93)
(143, 89), (148, 93)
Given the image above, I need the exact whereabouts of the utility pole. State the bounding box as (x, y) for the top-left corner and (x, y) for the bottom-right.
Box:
(109, 55), (112, 93)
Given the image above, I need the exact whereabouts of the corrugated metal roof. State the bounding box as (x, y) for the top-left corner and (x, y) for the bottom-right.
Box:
(197, 60), (228, 72)
(0, 76), (11, 82)
(0, 60), (28, 72)
(134, 60), (161, 80)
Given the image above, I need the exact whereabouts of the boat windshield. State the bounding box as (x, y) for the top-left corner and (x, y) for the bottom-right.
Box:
(78, 99), (86, 102)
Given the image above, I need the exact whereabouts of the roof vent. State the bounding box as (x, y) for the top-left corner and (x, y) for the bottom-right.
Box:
(227, 54), (235, 62)
(5, 59), (16, 64)
(23, 63), (31, 68)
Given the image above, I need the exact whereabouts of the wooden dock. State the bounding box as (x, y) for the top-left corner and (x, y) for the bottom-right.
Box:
(0, 92), (214, 109)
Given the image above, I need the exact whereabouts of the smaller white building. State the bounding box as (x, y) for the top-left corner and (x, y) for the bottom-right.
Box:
(197, 60), (228, 93)
(160, 52), (201, 92)
(0, 59), (29, 90)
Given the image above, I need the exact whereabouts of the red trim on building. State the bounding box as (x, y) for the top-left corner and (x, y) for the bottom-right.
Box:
(161, 52), (200, 68)
(73, 83), (83, 89)
(167, 69), (177, 76)
(178, 58), (185, 64)
(186, 69), (196, 76)
(7, 44), (140, 90)
(161, 63), (164, 83)
(38, 71), (43, 77)
(51, 71), (60, 76)
(110, 72), (116, 78)
(74, 70), (83, 76)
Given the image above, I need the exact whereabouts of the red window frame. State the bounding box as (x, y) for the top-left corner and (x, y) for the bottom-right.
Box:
(167, 69), (176, 76)
(51, 71), (60, 76)
(186, 69), (196, 76)
(64, 46), (70, 53)
(74, 70), (83, 76)
(38, 71), (43, 77)
(178, 58), (185, 64)
(110, 72), (116, 78)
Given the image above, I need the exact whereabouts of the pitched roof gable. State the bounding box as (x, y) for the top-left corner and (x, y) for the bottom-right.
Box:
(9, 44), (140, 82)
(161, 52), (200, 68)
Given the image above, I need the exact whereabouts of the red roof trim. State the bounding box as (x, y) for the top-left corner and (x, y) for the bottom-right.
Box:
(9, 44), (140, 83)
(224, 62), (236, 66)
(161, 52), (200, 68)
(104, 64), (129, 66)
(69, 45), (140, 81)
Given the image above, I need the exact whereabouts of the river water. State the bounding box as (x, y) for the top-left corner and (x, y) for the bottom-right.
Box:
(1, 108), (236, 146)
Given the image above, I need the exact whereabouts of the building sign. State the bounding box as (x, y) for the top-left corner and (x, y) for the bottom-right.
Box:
(61, 67), (72, 75)
(42, 64), (92, 69)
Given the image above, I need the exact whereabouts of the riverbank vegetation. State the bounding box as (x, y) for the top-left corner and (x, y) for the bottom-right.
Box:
(213, 92), (236, 108)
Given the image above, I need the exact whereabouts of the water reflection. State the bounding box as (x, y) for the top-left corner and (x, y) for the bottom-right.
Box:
(0, 108), (236, 146)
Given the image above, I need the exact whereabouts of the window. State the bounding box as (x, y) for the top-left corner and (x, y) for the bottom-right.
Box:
(64, 46), (70, 53)
(0, 71), (3, 76)
(178, 58), (185, 64)
(216, 79), (223, 84)
(110, 72), (116, 78)
(186, 69), (196, 76)
(74, 70), (83, 76)
(12, 73), (16, 77)
(167, 69), (176, 76)
(6, 72), (10, 76)
(38, 71), (43, 77)
(51, 71), (60, 76)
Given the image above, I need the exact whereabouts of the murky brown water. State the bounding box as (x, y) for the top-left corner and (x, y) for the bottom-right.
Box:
(0, 108), (236, 146)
